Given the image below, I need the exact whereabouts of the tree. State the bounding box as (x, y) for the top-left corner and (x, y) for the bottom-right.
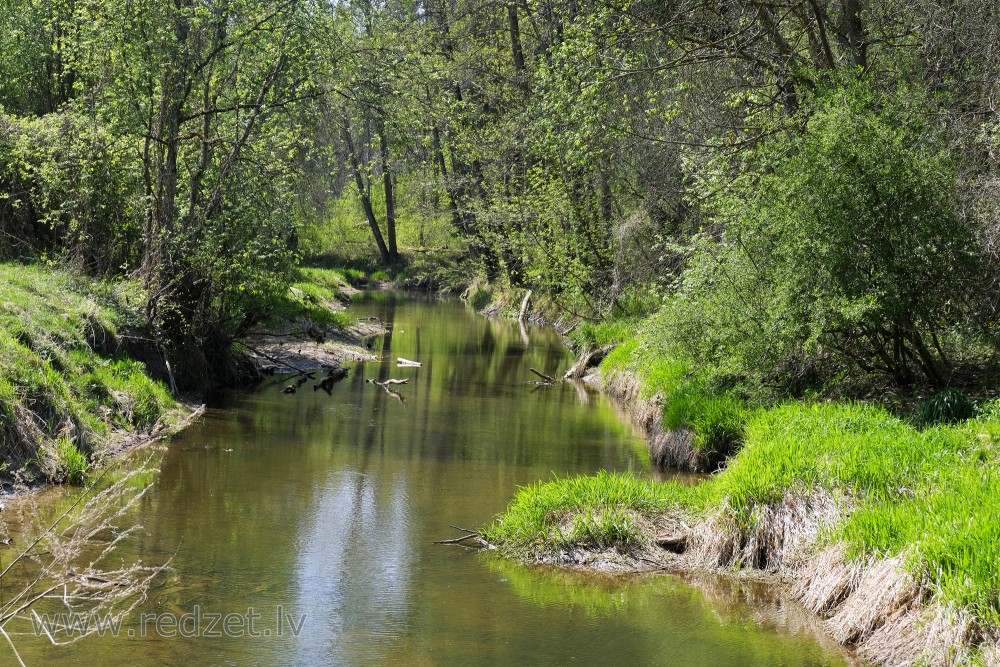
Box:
(666, 80), (981, 387)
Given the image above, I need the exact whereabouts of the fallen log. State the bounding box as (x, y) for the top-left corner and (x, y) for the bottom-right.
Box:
(563, 343), (616, 380)
(397, 357), (422, 367)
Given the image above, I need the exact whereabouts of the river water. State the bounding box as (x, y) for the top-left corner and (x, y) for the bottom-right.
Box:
(8, 292), (848, 666)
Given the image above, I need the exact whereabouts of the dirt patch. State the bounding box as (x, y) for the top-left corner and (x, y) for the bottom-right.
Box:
(245, 320), (384, 373)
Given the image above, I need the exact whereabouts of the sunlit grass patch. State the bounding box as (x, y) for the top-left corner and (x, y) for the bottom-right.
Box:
(0, 262), (176, 484)
(601, 338), (751, 459)
(269, 267), (354, 330)
(706, 401), (1000, 626)
(482, 471), (697, 555)
(571, 317), (642, 349)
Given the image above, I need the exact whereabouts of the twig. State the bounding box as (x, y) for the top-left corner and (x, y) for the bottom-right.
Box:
(433, 534), (481, 545)
(449, 525), (479, 535)
(529, 368), (555, 383)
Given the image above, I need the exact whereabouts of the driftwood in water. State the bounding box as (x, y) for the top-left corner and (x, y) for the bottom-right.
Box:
(434, 525), (491, 548)
(396, 357), (422, 367)
(563, 343), (616, 380)
(314, 366), (349, 393)
(283, 371), (315, 394)
(366, 378), (407, 404)
(366, 378), (408, 386)
(529, 367), (555, 384)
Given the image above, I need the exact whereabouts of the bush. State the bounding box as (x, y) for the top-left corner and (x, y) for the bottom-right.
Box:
(666, 79), (981, 388)
(912, 388), (976, 428)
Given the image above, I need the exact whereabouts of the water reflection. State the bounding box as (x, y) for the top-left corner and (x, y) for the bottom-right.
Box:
(6, 292), (847, 666)
(294, 470), (411, 665)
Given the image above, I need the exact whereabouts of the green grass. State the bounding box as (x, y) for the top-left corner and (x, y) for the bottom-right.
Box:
(268, 267), (353, 329)
(488, 307), (1000, 631)
(482, 471), (697, 554)
(601, 337), (751, 460)
(0, 262), (176, 484)
(487, 399), (1000, 629)
(570, 317), (642, 349)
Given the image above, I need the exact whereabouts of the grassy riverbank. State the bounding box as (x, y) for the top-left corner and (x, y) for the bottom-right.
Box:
(0, 262), (369, 490)
(0, 263), (177, 486)
(484, 316), (1000, 664)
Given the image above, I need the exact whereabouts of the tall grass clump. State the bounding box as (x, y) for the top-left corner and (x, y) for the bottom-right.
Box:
(483, 471), (696, 555)
(56, 436), (90, 484)
(912, 388), (976, 428)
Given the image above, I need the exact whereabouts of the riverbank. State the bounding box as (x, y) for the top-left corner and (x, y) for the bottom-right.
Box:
(0, 263), (377, 499)
(480, 309), (1000, 665)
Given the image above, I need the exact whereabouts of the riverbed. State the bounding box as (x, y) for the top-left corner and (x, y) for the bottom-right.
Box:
(7, 292), (850, 665)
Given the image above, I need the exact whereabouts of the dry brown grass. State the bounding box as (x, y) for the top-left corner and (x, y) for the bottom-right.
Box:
(0, 452), (171, 664)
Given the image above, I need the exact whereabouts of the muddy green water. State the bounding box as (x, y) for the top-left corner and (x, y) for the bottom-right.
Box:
(8, 292), (848, 666)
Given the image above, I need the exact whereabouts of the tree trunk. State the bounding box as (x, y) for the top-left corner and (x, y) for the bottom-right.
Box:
(377, 122), (399, 263)
(342, 125), (391, 265)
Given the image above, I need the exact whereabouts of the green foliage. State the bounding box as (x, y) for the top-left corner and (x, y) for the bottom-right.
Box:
(268, 268), (353, 330)
(56, 437), (90, 485)
(700, 400), (1000, 625)
(912, 388), (976, 428)
(571, 318), (642, 350)
(488, 396), (1000, 627)
(665, 79), (981, 388)
(600, 334), (750, 459)
(0, 111), (141, 270)
(482, 471), (694, 555)
(0, 263), (176, 482)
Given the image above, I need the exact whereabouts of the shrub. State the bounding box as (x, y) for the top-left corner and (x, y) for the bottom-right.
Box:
(913, 388), (976, 428)
(666, 79), (981, 388)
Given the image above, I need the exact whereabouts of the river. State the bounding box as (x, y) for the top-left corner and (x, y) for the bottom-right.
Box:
(8, 292), (849, 666)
